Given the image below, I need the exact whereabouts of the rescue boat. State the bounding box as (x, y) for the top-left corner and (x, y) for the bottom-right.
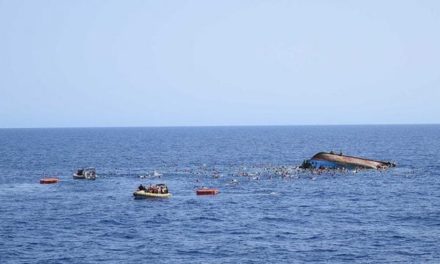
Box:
(133, 190), (172, 199)
(133, 183), (171, 199)
(73, 168), (97, 180)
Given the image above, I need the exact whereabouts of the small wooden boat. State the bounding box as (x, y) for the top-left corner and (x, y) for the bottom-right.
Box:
(40, 178), (59, 184)
(196, 188), (219, 195)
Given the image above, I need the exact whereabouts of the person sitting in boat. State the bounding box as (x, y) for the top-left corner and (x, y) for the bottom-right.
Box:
(138, 184), (146, 191)
(150, 186), (158, 193)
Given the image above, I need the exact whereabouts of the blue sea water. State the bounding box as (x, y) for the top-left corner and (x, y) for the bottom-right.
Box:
(0, 125), (439, 263)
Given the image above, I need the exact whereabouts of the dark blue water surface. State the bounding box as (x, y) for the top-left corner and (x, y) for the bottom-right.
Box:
(1, 125), (439, 263)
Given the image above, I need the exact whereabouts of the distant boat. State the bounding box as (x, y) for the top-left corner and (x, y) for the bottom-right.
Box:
(73, 168), (97, 180)
(300, 152), (395, 170)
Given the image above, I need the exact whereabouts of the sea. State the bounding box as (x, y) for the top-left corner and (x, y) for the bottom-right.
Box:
(0, 125), (439, 263)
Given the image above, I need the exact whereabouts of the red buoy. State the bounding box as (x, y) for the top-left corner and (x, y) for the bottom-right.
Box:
(40, 178), (59, 184)
(196, 188), (219, 195)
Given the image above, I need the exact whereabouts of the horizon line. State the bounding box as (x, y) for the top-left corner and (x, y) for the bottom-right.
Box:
(0, 123), (439, 129)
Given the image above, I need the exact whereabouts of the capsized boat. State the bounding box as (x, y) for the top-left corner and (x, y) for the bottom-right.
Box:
(73, 168), (97, 180)
(300, 152), (395, 170)
(133, 183), (171, 199)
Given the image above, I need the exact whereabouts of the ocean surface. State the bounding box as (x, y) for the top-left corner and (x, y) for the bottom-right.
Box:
(0, 125), (439, 263)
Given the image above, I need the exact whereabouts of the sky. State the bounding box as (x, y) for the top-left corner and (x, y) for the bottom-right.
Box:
(0, 0), (439, 128)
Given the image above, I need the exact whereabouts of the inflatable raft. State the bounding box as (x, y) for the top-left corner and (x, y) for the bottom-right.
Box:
(196, 188), (219, 195)
(40, 178), (59, 184)
(133, 190), (171, 199)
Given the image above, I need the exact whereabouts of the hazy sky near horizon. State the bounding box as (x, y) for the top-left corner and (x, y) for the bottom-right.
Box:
(1, 0), (439, 128)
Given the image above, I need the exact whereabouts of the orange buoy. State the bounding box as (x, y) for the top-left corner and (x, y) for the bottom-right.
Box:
(196, 188), (219, 195)
(40, 178), (59, 184)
